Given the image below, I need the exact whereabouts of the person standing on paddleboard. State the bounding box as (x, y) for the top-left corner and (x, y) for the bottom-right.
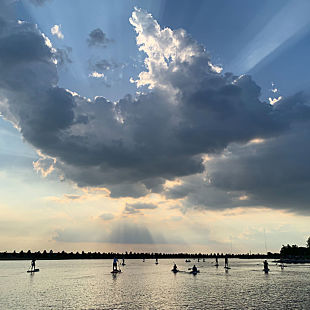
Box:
(113, 257), (118, 271)
(31, 258), (36, 271)
(224, 255), (229, 268)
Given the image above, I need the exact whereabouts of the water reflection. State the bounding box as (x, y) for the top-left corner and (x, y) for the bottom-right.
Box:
(0, 259), (309, 309)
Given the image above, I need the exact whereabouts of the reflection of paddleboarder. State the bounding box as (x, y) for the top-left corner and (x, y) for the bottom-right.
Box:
(113, 257), (118, 271)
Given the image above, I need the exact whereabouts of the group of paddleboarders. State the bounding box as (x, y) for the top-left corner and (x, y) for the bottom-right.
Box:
(27, 257), (273, 275)
(171, 263), (199, 274)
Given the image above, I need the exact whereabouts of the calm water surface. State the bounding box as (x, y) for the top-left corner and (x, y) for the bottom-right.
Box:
(0, 258), (309, 309)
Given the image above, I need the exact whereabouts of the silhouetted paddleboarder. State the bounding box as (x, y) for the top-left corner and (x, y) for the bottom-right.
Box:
(215, 256), (219, 266)
(27, 258), (39, 273)
(263, 260), (269, 273)
(113, 257), (119, 271)
(224, 255), (230, 269)
(31, 258), (36, 271)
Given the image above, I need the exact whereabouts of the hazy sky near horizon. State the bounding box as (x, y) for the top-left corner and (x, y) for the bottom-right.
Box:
(0, 0), (310, 253)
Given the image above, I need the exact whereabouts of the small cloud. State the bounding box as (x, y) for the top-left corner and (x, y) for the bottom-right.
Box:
(51, 24), (64, 39)
(45, 194), (82, 203)
(89, 71), (104, 78)
(99, 213), (115, 221)
(87, 28), (112, 47)
(269, 96), (282, 105)
(33, 152), (56, 178)
(64, 194), (81, 200)
(248, 138), (265, 145)
(123, 202), (157, 215)
(28, 0), (51, 6)
(89, 59), (122, 72)
(208, 62), (223, 73)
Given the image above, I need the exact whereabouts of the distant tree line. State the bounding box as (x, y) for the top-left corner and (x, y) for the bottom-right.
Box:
(280, 236), (310, 258)
(0, 250), (280, 260)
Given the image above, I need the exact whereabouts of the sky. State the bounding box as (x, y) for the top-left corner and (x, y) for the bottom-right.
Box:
(0, 0), (310, 254)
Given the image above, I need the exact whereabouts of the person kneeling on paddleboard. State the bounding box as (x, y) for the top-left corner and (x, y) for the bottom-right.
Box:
(192, 265), (197, 273)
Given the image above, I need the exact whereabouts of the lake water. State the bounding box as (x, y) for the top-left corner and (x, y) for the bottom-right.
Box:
(0, 258), (309, 309)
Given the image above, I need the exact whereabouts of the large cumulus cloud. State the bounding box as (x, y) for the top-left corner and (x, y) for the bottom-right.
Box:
(1, 4), (310, 213)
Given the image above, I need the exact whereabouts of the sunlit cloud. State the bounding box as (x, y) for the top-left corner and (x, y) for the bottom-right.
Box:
(88, 71), (105, 78)
(268, 96), (282, 105)
(51, 24), (64, 39)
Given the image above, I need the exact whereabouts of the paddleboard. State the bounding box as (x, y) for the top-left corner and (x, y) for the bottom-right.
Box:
(224, 266), (231, 269)
(27, 269), (39, 273)
(171, 269), (179, 273)
(190, 270), (200, 275)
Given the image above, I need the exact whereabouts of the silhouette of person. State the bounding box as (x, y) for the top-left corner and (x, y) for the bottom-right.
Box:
(173, 263), (178, 271)
(31, 258), (36, 271)
(264, 260), (269, 272)
(192, 265), (197, 272)
(113, 257), (118, 271)
(225, 255), (228, 268)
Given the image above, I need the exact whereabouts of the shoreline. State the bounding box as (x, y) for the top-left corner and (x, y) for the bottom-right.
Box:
(0, 251), (279, 260)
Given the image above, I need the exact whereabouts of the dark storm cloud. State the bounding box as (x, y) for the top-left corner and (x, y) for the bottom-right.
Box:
(206, 121), (310, 214)
(164, 175), (251, 211)
(54, 46), (72, 66)
(87, 28), (112, 47)
(1, 4), (310, 214)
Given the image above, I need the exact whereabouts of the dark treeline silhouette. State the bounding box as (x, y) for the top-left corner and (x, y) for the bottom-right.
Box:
(280, 245), (310, 257)
(279, 236), (310, 263)
(0, 250), (280, 260)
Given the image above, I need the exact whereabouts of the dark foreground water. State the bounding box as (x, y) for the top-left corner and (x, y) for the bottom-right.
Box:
(0, 258), (310, 309)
